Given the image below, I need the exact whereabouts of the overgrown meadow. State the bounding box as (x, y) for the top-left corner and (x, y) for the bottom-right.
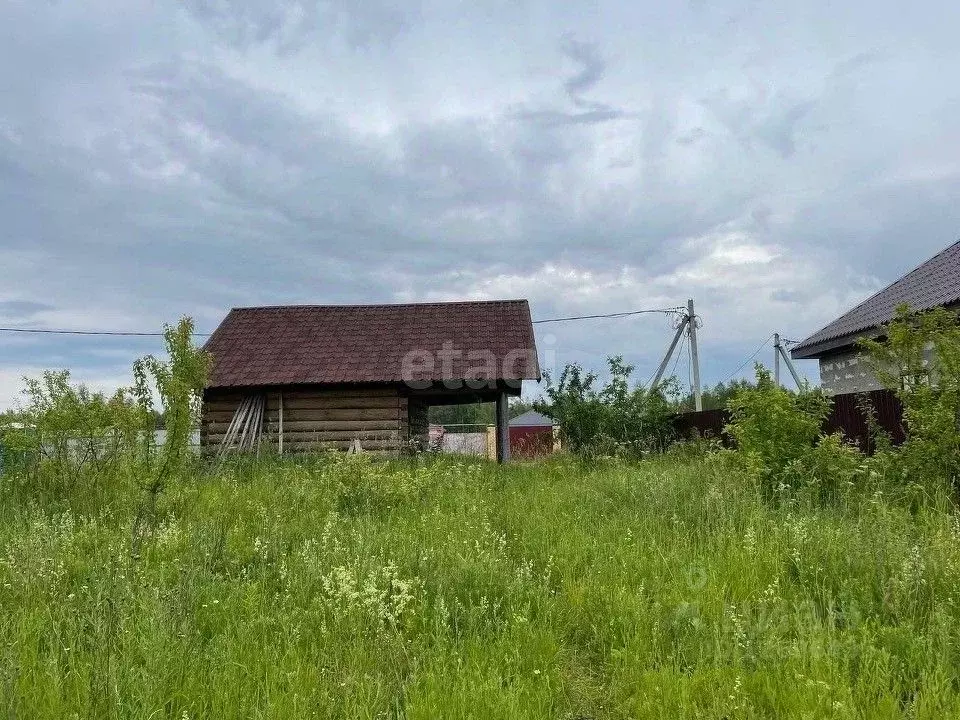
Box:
(4, 450), (960, 719)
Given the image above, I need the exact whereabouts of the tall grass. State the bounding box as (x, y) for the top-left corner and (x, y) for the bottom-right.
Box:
(3, 452), (960, 718)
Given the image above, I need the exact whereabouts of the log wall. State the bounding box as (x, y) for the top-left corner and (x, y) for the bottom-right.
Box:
(201, 386), (409, 455)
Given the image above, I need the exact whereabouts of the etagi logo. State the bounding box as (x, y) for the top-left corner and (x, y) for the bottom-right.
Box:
(400, 341), (543, 391)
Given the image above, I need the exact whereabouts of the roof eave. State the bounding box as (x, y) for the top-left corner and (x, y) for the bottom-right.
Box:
(790, 328), (883, 360)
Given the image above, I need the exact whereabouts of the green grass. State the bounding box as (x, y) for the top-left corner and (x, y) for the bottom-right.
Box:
(3, 451), (960, 718)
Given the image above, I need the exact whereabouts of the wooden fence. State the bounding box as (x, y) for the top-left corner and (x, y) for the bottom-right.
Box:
(673, 389), (906, 453)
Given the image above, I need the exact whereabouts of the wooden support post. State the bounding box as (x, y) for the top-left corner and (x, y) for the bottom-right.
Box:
(496, 392), (510, 464)
(779, 344), (804, 388)
(688, 299), (703, 412)
(650, 315), (689, 392)
(278, 391), (284, 455)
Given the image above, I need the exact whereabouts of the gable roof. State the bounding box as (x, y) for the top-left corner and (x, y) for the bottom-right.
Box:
(509, 410), (555, 427)
(792, 239), (960, 359)
(204, 300), (540, 389)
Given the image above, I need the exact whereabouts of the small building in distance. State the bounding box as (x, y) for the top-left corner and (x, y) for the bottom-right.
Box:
(509, 409), (556, 458)
(791, 239), (960, 395)
(201, 300), (540, 461)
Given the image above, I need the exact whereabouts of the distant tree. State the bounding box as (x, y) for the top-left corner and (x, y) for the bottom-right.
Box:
(428, 402), (494, 427)
(508, 397), (538, 419)
(536, 355), (678, 458)
(676, 379), (756, 412)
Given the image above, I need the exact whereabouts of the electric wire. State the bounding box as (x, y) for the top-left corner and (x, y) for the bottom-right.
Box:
(721, 333), (775, 383)
(0, 305), (687, 337)
(0, 327), (209, 337)
(531, 307), (684, 324)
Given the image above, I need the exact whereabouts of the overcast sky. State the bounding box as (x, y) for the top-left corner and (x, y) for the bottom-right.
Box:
(1, 0), (959, 406)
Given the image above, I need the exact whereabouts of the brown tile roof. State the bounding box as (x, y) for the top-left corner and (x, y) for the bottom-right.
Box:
(792, 239), (960, 359)
(204, 300), (541, 388)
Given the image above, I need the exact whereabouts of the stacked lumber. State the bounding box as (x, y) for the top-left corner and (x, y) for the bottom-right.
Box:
(214, 394), (265, 457)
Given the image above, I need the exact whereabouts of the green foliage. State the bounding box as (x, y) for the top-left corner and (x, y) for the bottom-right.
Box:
(428, 401), (493, 427)
(726, 365), (831, 474)
(538, 356), (677, 458)
(677, 378), (755, 412)
(133, 316), (210, 489)
(0, 318), (208, 515)
(0, 370), (152, 501)
(726, 365), (850, 499)
(427, 398), (537, 427)
(860, 305), (960, 491)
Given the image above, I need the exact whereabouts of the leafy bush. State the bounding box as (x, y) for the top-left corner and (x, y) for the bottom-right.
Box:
(537, 356), (677, 458)
(0, 317), (208, 513)
(0, 370), (152, 501)
(860, 305), (960, 492)
(787, 432), (866, 505)
(725, 365), (833, 494)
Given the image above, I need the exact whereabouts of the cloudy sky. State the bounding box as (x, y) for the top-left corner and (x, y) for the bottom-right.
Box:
(1, 0), (959, 406)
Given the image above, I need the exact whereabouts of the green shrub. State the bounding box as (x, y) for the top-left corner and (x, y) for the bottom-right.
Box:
(0, 370), (152, 504)
(725, 365), (837, 498)
(0, 318), (208, 517)
(538, 355), (677, 458)
(787, 432), (865, 505)
(860, 305), (960, 493)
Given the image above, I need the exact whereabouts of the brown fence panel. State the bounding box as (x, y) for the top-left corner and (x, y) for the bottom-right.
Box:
(672, 388), (906, 454)
(822, 389), (905, 453)
(672, 408), (732, 445)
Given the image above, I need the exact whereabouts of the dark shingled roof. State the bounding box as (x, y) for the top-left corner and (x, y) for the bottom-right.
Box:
(792, 239), (960, 359)
(204, 300), (540, 388)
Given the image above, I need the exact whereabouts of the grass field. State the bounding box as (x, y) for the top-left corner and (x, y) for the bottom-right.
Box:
(3, 451), (960, 718)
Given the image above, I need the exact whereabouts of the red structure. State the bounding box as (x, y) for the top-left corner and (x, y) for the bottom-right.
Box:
(509, 410), (556, 458)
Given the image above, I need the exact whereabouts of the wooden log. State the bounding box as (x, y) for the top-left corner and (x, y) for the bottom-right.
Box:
(266, 388), (398, 400)
(274, 408), (400, 421)
(205, 416), (400, 433)
(261, 420), (400, 433)
(213, 419), (401, 433)
(262, 396), (401, 411)
(205, 422), (402, 437)
(266, 439), (401, 451)
(211, 429), (399, 444)
(260, 409), (400, 423)
(207, 408), (399, 425)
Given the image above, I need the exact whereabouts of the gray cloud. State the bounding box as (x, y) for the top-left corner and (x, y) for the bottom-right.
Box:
(1, 0), (959, 404)
(0, 301), (54, 320)
(559, 36), (607, 100)
(182, 0), (419, 52)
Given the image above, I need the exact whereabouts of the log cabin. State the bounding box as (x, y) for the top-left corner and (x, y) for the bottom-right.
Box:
(200, 300), (540, 462)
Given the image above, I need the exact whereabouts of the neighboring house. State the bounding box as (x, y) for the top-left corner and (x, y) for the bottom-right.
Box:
(509, 409), (556, 458)
(201, 300), (540, 461)
(791, 240), (960, 395)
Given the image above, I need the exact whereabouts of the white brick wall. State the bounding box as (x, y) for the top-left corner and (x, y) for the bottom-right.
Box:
(818, 349), (882, 395)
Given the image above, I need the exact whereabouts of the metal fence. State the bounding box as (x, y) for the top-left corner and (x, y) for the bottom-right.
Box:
(672, 389), (906, 453)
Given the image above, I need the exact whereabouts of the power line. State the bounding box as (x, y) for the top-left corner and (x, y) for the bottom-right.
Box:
(0, 306), (686, 337)
(0, 327), (211, 337)
(532, 307), (684, 324)
(722, 333), (775, 383)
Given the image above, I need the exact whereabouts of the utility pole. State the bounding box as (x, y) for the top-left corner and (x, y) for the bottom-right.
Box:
(649, 314), (689, 392)
(777, 338), (804, 388)
(687, 299), (702, 412)
(773, 333), (781, 386)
